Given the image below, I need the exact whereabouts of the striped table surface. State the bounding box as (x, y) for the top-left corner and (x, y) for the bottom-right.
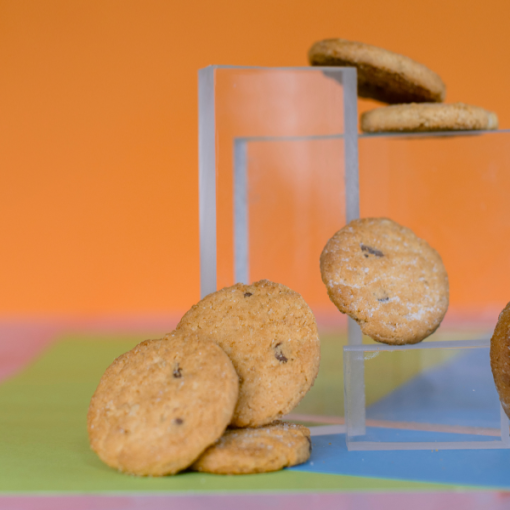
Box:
(0, 320), (508, 509)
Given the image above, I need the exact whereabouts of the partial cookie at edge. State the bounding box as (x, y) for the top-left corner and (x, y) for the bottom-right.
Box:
(490, 302), (510, 419)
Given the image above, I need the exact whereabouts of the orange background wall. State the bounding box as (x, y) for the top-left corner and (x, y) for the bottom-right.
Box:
(1, 0), (509, 317)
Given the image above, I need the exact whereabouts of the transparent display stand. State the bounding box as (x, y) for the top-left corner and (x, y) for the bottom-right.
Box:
(198, 65), (510, 451)
(345, 339), (510, 450)
(359, 129), (510, 324)
(347, 129), (510, 450)
(198, 65), (361, 425)
(198, 65), (358, 307)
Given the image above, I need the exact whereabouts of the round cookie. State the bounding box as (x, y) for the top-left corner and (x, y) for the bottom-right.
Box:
(361, 103), (498, 133)
(309, 38), (445, 104)
(174, 280), (320, 428)
(490, 302), (510, 419)
(87, 331), (239, 476)
(191, 421), (311, 474)
(320, 218), (449, 345)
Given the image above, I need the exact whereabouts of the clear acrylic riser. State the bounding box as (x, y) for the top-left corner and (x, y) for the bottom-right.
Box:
(198, 65), (358, 325)
(345, 339), (510, 451)
(359, 129), (510, 332)
(348, 129), (510, 450)
(198, 65), (510, 450)
(198, 64), (360, 426)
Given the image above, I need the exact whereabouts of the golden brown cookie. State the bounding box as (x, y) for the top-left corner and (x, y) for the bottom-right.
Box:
(87, 331), (239, 476)
(175, 280), (320, 428)
(309, 38), (445, 104)
(361, 102), (498, 133)
(320, 218), (449, 345)
(490, 302), (510, 419)
(191, 421), (311, 474)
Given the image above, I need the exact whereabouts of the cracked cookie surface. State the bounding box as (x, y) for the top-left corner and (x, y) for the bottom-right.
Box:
(87, 331), (239, 476)
(191, 421), (311, 474)
(174, 280), (320, 427)
(320, 218), (449, 345)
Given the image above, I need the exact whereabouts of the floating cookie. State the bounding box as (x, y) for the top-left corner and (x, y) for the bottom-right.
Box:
(361, 102), (498, 133)
(87, 331), (239, 476)
(309, 38), (445, 104)
(191, 421), (311, 474)
(490, 302), (510, 419)
(175, 280), (320, 427)
(320, 218), (449, 345)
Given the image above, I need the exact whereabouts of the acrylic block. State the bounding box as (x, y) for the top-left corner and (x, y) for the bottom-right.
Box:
(197, 65), (362, 422)
(344, 129), (510, 449)
(359, 129), (510, 333)
(344, 339), (510, 451)
(198, 66), (359, 327)
(198, 67), (510, 445)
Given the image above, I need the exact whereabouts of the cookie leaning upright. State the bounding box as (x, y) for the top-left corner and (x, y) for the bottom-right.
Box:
(320, 218), (449, 345)
(191, 421), (311, 475)
(175, 280), (320, 428)
(490, 302), (510, 419)
(87, 331), (239, 476)
(309, 38), (445, 104)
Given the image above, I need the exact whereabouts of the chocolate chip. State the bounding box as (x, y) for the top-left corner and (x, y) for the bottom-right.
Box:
(374, 289), (389, 302)
(274, 342), (288, 363)
(173, 364), (182, 378)
(275, 352), (288, 363)
(361, 244), (384, 257)
(244, 292), (253, 298)
(174, 418), (184, 425)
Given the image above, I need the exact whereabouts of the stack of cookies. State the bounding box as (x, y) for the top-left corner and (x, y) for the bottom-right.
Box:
(309, 38), (498, 133)
(87, 280), (320, 476)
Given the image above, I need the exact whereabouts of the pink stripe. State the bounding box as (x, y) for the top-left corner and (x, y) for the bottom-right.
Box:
(0, 315), (182, 382)
(0, 320), (64, 382)
(71, 314), (181, 335)
(1, 491), (510, 510)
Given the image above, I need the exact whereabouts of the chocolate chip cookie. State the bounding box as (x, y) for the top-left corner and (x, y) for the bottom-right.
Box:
(490, 302), (510, 419)
(87, 331), (239, 476)
(320, 218), (449, 345)
(175, 280), (320, 427)
(361, 102), (498, 133)
(191, 421), (311, 474)
(309, 38), (445, 104)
